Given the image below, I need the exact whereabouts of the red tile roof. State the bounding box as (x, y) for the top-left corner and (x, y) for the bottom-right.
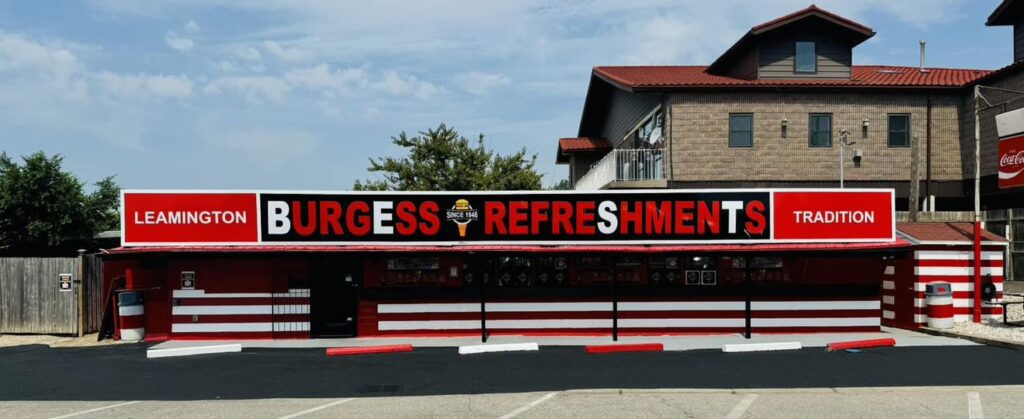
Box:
(593, 65), (992, 91)
(559, 137), (611, 152)
(751, 4), (873, 36)
(897, 222), (1007, 243)
(556, 137), (612, 163)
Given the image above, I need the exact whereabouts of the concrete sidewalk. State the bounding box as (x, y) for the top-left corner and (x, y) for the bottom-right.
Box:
(149, 327), (976, 351)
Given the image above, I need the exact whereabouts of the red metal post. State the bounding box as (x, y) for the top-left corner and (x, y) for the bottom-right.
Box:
(973, 221), (982, 323)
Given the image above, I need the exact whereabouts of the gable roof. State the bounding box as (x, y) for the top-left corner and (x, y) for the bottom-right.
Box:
(708, 5), (875, 75)
(897, 222), (1007, 244)
(988, 0), (1023, 26)
(593, 65), (991, 91)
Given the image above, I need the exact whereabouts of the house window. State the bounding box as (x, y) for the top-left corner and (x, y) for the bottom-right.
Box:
(888, 114), (911, 147)
(629, 109), (664, 149)
(808, 113), (832, 147)
(728, 114), (753, 147)
(795, 41), (816, 73)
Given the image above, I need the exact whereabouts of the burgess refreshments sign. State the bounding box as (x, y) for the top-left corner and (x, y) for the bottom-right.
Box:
(120, 189), (895, 246)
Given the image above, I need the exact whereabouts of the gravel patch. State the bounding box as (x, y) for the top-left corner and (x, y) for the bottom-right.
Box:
(0, 333), (127, 348)
(946, 296), (1024, 345)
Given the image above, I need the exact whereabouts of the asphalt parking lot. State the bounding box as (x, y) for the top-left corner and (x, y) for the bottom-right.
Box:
(2, 343), (1024, 417)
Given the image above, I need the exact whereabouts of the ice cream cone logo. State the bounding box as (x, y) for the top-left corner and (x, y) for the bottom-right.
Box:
(445, 199), (479, 238)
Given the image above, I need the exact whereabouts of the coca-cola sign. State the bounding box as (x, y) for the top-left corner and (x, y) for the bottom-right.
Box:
(999, 134), (1024, 189)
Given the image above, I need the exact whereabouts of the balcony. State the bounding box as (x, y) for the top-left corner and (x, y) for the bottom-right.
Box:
(575, 149), (667, 190)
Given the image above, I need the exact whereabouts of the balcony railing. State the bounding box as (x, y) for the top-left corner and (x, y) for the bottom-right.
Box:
(575, 149), (665, 190)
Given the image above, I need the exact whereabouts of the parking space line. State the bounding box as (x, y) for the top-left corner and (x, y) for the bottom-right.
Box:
(49, 401), (140, 419)
(967, 392), (984, 419)
(499, 391), (559, 419)
(726, 394), (759, 419)
(278, 398), (355, 419)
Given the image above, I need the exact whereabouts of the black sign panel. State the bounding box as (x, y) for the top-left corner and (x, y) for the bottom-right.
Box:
(259, 191), (770, 243)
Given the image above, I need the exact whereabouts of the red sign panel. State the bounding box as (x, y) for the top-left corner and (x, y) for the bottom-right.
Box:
(999, 134), (1024, 189)
(772, 191), (894, 241)
(120, 189), (894, 246)
(122, 193), (259, 245)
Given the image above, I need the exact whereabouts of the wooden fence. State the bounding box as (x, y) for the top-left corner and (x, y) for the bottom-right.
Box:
(0, 255), (104, 335)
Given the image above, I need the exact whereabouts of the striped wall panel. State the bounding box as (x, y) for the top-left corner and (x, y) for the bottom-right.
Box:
(170, 289), (311, 339)
(910, 249), (1004, 327)
(361, 298), (881, 336)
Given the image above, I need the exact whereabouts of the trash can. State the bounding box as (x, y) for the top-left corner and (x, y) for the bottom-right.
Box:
(117, 291), (145, 341)
(925, 282), (953, 329)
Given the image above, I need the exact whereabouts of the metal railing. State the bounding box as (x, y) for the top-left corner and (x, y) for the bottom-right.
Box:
(575, 149), (665, 190)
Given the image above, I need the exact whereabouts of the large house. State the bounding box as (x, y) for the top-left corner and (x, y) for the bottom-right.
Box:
(557, 4), (1024, 213)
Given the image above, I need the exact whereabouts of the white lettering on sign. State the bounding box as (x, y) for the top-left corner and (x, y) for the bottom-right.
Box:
(1001, 150), (1024, 168)
(133, 210), (247, 225)
(794, 211), (875, 224)
(267, 201), (290, 234)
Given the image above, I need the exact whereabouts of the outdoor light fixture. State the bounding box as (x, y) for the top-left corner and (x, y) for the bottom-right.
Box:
(781, 118), (789, 138)
(862, 118), (870, 138)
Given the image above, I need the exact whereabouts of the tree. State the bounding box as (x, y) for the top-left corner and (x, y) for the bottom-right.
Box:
(547, 178), (572, 190)
(354, 124), (543, 191)
(0, 151), (120, 248)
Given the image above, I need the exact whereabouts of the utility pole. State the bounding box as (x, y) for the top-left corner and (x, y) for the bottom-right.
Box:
(909, 135), (920, 222)
(973, 84), (982, 324)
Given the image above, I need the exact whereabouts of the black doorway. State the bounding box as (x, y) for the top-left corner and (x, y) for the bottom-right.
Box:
(310, 256), (361, 338)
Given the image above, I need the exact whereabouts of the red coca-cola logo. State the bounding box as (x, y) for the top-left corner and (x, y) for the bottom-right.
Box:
(1001, 150), (1024, 168)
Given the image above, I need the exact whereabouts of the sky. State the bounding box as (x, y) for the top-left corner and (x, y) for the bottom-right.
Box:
(0, 0), (1015, 191)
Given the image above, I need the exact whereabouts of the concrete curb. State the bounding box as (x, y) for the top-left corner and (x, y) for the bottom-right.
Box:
(459, 342), (539, 355)
(722, 342), (802, 353)
(147, 343), (242, 359)
(917, 327), (1024, 350)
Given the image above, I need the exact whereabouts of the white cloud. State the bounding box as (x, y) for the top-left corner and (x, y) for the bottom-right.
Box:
(164, 31), (193, 52)
(235, 46), (262, 62)
(456, 72), (511, 96)
(184, 19), (200, 33)
(202, 76), (289, 103)
(370, 71), (441, 99)
(202, 126), (321, 169)
(262, 40), (310, 62)
(95, 72), (194, 99)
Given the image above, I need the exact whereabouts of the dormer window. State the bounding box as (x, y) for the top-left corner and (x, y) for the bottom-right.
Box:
(795, 41), (817, 73)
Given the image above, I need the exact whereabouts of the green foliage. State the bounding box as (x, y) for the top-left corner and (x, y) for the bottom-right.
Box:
(547, 178), (572, 190)
(354, 124), (543, 191)
(0, 151), (121, 248)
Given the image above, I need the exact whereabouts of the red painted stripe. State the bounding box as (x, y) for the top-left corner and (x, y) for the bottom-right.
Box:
(326, 345), (414, 356)
(119, 316), (145, 329)
(171, 314), (310, 323)
(917, 276), (1004, 283)
(927, 304), (954, 318)
(586, 343), (663, 354)
(826, 338), (896, 351)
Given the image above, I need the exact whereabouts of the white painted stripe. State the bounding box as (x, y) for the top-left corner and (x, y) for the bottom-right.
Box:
(915, 250), (1002, 260)
(913, 298), (1000, 308)
(378, 320), (479, 330)
(147, 343), (242, 359)
(278, 398), (354, 419)
(726, 394), (759, 419)
(48, 401), (140, 419)
(171, 305), (311, 315)
(459, 342), (539, 355)
(120, 328), (144, 341)
(882, 280), (895, 290)
(378, 302), (613, 313)
(913, 283), (1003, 292)
(499, 392), (559, 419)
(752, 317), (880, 327)
(118, 305), (144, 316)
(882, 310), (895, 319)
(489, 319), (610, 328)
(172, 322), (271, 332)
(173, 290), (272, 298)
(915, 266), (1003, 276)
(723, 342), (801, 353)
(619, 301), (744, 311)
(914, 314), (1002, 323)
(751, 301), (879, 310)
(620, 318), (745, 328)
(378, 303), (479, 313)
(882, 295), (895, 305)
(968, 391), (984, 419)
